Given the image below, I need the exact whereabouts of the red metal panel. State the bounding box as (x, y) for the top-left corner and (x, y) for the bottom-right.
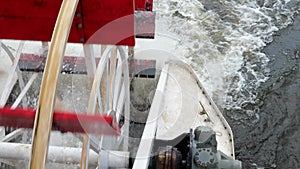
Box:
(0, 1), (61, 42)
(0, 107), (119, 135)
(81, 0), (135, 45)
(0, 0), (135, 45)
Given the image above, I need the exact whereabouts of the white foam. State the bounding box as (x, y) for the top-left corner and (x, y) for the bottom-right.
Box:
(152, 0), (298, 114)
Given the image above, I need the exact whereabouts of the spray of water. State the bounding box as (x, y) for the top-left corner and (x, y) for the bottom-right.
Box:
(154, 0), (300, 125)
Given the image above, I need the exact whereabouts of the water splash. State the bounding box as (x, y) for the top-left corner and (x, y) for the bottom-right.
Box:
(154, 0), (300, 125)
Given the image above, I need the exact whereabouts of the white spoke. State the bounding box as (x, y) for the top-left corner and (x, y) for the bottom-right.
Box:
(81, 45), (131, 169)
(80, 46), (113, 168)
(83, 44), (104, 113)
(0, 42), (25, 107)
(116, 83), (125, 123)
(113, 60), (123, 110)
(11, 73), (38, 108)
(1, 42), (27, 107)
(117, 47), (130, 151)
(0, 129), (23, 142)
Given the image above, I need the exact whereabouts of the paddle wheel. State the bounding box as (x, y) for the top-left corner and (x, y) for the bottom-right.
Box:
(0, 1), (241, 169)
(0, 0), (154, 168)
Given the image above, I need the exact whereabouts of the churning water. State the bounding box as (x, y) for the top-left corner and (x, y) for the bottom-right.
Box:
(152, 0), (300, 168)
(154, 0), (300, 124)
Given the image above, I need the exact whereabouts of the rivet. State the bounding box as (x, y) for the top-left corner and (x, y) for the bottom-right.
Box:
(80, 37), (85, 42)
(76, 13), (81, 17)
(77, 23), (83, 28)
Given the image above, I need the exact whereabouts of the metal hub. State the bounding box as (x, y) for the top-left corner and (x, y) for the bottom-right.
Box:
(194, 148), (216, 167)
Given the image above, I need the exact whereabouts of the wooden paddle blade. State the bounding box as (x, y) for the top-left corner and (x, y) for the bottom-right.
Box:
(18, 53), (157, 78)
(135, 11), (156, 39)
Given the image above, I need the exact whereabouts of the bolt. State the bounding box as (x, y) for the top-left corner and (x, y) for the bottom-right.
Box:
(76, 13), (81, 17)
(80, 37), (85, 42)
(77, 23), (83, 28)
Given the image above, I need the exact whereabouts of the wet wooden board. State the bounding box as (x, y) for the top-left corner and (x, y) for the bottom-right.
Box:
(135, 11), (156, 39)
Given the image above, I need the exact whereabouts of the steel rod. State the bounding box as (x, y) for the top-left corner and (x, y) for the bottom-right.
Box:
(11, 73), (38, 108)
(0, 128), (23, 142)
(0, 142), (129, 167)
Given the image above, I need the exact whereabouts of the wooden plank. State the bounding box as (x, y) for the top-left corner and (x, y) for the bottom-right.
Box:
(101, 45), (108, 113)
(83, 45), (96, 82)
(29, 1), (79, 169)
(109, 48), (117, 110)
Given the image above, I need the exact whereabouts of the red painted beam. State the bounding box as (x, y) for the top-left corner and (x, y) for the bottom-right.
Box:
(0, 107), (119, 135)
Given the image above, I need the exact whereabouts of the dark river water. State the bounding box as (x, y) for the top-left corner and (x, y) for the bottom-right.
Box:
(228, 13), (300, 169)
(154, 0), (300, 168)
